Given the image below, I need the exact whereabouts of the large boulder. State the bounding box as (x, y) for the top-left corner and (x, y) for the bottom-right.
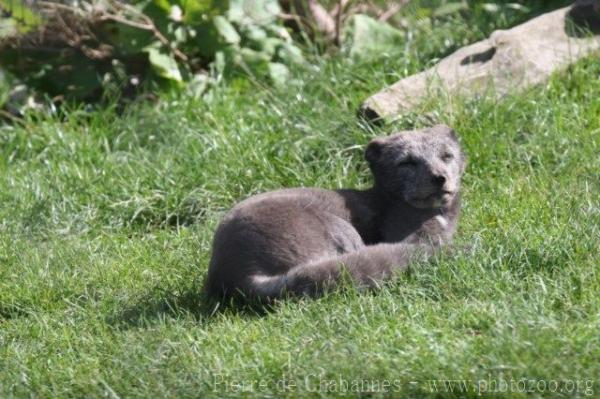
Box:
(360, 1), (600, 122)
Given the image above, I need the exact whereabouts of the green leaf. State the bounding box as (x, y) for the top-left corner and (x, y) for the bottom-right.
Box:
(186, 73), (212, 99)
(481, 3), (500, 13)
(213, 50), (226, 75)
(0, 0), (42, 34)
(277, 43), (304, 65)
(256, 37), (281, 56)
(183, 0), (229, 25)
(416, 7), (433, 19)
(0, 18), (18, 38)
(238, 47), (271, 65)
(219, 46), (270, 77)
(144, 45), (183, 83)
(506, 3), (530, 13)
(433, 1), (469, 17)
(242, 26), (284, 56)
(228, 0), (280, 26)
(267, 62), (289, 86)
(214, 15), (240, 44)
(264, 25), (292, 41)
(243, 25), (268, 43)
(342, 14), (404, 61)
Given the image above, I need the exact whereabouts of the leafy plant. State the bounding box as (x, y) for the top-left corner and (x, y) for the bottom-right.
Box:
(0, 0), (304, 107)
(0, 0), (572, 113)
(342, 14), (405, 61)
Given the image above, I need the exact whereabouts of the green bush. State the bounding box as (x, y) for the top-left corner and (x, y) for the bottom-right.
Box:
(0, 0), (571, 111)
(0, 0), (304, 104)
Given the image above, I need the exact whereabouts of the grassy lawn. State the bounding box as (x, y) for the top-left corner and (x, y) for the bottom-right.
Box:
(1, 3), (598, 398)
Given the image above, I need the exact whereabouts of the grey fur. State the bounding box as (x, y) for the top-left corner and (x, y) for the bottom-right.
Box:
(205, 124), (466, 300)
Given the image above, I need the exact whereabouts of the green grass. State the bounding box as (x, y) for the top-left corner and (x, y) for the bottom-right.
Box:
(1, 4), (599, 398)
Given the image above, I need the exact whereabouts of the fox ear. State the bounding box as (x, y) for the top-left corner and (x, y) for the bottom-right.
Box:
(365, 137), (386, 164)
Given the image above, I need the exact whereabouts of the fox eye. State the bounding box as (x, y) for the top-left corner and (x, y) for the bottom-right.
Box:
(441, 152), (454, 162)
(397, 157), (417, 167)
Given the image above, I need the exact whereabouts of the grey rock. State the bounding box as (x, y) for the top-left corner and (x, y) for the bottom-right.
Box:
(361, 2), (600, 122)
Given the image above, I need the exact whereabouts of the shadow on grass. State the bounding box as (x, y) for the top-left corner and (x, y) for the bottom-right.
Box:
(108, 244), (478, 329)
(108, 278), (279, 329)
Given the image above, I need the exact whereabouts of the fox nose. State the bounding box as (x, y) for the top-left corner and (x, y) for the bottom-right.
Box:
(432, 174), (446, 186)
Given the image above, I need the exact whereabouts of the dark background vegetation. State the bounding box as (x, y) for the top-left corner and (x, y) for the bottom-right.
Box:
(0, 0), (571, 118)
